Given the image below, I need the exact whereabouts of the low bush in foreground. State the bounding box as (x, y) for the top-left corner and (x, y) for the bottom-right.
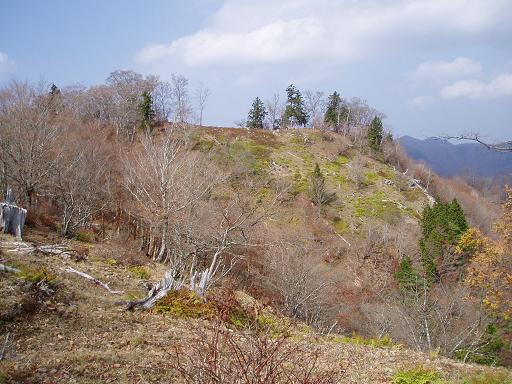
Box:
(169, 323), (341, 383)
(392, 366), (445, 384)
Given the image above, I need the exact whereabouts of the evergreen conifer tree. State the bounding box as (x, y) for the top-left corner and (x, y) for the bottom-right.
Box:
(395, 257), (421, 292)
(418, 199), (468, 281)
(283, 84), (308, 127)
(247, 97), (267, 129)
(309, 163), (336, 206)
(448, 198), (468, 238)
(139, 91), (156, 132)
(324, 91), (342, 128)
(48, 83), (62, 116)
(367, 116), (384, 151)
(49, 83), (60, 96)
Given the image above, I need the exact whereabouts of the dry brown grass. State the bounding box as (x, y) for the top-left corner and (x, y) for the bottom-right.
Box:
(0, 227), (509, 383)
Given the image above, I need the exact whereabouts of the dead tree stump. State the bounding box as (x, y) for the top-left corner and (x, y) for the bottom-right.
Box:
(0, 202), (27, 238)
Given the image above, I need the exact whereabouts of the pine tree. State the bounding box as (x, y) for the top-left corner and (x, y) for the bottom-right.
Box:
(48, 83), (62, 116)
(49, 83), (60, 96)
(395, 257), (421, 292)
(139, 91), (156, 133)
(418, 199), (468, 281)
(420, 229), (442, 284)
(283, 84), (308, 127)
(448, 198), (468, 239)
(247, 97), (267, 129)
(367, 116), (383, 151)
(324, 91), (342, 128)
(309, 163), (336, 206)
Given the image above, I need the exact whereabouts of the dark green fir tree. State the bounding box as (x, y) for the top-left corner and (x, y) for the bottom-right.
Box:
(324, 91), (342, 128)
(247, 97), (267, 129)
(367, 116), (384, 151)
(139, 91), (156, 133)
(283, 84), (308, 127)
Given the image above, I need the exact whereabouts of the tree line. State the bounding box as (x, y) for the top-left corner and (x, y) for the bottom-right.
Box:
(248, 85), (381, 131)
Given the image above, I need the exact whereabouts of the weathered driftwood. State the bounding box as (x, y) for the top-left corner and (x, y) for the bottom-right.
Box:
(0, 332), (12, 361)
(0, 241), (82, 259)
(126, 270), (185, 310)
(0, 202), (26, 238)
(0, 241), (34, 253)
(37, 244), (86, 260)
(63, 267), (124, 295)
(0, 263), (20, 274)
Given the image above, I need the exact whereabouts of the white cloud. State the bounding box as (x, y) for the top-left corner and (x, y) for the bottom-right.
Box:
(135, 0), (512, 68)
(412, 57), (481, 80)
(0, 51), (15, 74)
(406, 96), (434, 109)
(441, 74), (512, 99)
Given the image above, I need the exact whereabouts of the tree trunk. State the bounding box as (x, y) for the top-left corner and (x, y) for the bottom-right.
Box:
(0, 202), (27, 239)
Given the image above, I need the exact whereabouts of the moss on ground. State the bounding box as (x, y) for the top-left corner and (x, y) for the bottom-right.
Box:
(332, 217), (350, 234)
(392, 366), (445, 384)
(353, 191), (402, 223)
(327, 333), (398, 349)
(154, 289), (215, 319)
(10, 262), (58, 287)
(127, 266), (150, 280)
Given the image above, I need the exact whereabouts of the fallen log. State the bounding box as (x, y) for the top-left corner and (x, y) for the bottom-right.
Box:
(62, 267), (124, 295)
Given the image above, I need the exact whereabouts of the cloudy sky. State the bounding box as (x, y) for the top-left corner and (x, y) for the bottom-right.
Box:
(1, 0), (511, 140)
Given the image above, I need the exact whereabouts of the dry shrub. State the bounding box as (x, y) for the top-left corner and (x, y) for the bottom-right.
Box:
(170, 323), (341, 383)
(207, 287), (251, 326)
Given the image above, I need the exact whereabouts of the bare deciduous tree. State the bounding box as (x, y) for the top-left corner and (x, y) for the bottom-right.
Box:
(304, 90), (325, 128)
(0, 80), (62, 206)
(152, 80), (173, 122)
(194, 82), (210, 127)
(349, 155), (366, 189)
(265, 93), (284, 130)
(123, 125), (217, 263)
(171, 74), (192, 123)
(52, 123), (111, 236)
(106, 70), (158, 141)
(265, 232), (334, 328)
(371, 283), (488, 359)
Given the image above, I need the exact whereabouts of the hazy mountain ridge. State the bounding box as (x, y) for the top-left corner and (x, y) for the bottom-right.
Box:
(400, 135), (512, 177)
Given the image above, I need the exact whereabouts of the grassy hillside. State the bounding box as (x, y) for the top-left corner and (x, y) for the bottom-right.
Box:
(1, 126), (510, 383)
(1, 232), (510, 383)
(193, 127), (427, 238)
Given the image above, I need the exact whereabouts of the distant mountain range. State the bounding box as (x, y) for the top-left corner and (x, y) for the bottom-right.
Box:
(399, 136), (512, 177)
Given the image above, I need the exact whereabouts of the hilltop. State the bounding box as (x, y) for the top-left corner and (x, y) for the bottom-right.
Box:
(2, 126), (511, 383)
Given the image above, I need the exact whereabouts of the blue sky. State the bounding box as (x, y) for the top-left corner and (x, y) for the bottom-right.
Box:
(1, 0), (511, 141)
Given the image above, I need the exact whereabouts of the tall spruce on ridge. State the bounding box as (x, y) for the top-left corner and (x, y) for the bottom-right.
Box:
(324, 91), (342, 128)
(139, 91), (156, 133)
(283, 84), (308, 128)
(247, 97), (267, 129)
(367, 116), (384, 151)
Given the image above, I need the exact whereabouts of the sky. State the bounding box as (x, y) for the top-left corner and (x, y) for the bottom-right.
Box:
(1, 0), (511, 141)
